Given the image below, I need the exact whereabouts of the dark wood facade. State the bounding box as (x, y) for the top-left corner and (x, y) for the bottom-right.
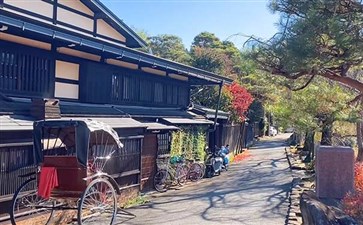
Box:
(0, 1), (231, 219)
(0, 41), (54, 98)
(0, 40), (190, 107)
(81, 61), (190, 107)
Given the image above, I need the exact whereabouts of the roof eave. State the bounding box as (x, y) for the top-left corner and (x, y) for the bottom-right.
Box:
(88, 0), (147, 48)
(0, 14), (231, 84)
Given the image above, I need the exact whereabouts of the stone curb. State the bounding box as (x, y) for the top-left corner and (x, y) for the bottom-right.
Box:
(285, 147), (314, 225)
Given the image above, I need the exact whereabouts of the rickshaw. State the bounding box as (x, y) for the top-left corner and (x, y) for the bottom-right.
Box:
(10, 119), (123, 225)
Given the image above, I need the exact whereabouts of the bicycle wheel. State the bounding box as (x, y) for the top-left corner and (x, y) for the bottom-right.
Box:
(199, 162), (206, 179)
(188, 163), (203, 182)
(153, 169), (170, 192)
(10, 178), (54, 225)
(78, 178), (117, 225)
(176, 165), (188, 186)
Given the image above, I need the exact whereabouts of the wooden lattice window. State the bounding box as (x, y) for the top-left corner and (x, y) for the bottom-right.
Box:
(111, 74), (121, 101)
(104, 136), (142, 177)
(140, 79), (153, 102)
(0, 47), (51, 96)
(157, 133), (170, 156)
(154, 82), (164, 103)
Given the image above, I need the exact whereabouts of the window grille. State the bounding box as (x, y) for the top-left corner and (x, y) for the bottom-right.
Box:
(157, 133), (170, 156)
(0, 48), (51, 95)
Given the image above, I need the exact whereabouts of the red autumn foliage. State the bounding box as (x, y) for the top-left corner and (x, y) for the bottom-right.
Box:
(342, 192), (363, 223)
(354, 162), (363, 192)
(233, 151), (251, 162)
(342, 162), (363, 224)
(225, 82), (254, 121)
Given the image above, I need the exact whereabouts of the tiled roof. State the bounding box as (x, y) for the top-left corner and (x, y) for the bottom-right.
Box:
(0, 98), (213, 130)
(161, 117), (213, 125)
(113, 105), (192, 118)
(0, 115), (34, 130)
(141, 122), (179, 131)
(60, 102), (124, 117)
(0, 98), (31, 116)
(61, 117), (147, 129)
(191, 104), (229, 120)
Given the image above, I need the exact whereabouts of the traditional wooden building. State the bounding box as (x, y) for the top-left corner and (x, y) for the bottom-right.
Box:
(0, 0), (232, 219)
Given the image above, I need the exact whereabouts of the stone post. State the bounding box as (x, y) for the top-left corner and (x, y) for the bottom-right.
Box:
(316, 146), (354, 199)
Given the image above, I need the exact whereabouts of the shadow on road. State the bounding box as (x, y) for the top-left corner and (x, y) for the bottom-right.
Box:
(116, 135), (291, 225)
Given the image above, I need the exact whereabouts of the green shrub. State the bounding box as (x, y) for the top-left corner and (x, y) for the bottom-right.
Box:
(123, 195), (150, 209)
(170, 127), (207, 160)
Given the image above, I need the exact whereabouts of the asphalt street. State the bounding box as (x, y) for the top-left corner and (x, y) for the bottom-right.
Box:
(116, 134), (292, 225)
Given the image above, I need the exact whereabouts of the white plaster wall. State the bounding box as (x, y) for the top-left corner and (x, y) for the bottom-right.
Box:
(97, 19), (126, 42)
(55, 61), (79, 80)
(55, 82), (79, 99)
(57, 8), (93, 31)
(58, 0), (94, 16)
(5, 0), (53, 18)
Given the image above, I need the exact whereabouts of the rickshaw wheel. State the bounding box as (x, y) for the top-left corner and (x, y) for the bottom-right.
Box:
(78, 178), (117, 225)
(10, 178), (54, 225)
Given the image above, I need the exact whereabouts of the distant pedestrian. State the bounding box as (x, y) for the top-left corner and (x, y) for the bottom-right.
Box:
(221, 144), (230, 169)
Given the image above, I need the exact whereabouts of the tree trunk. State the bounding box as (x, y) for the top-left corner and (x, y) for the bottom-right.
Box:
(357, 120), (363, 162)
(303, 131), (315, 162)
(320, 72), (363, 93)
(321, 119), (333, 145)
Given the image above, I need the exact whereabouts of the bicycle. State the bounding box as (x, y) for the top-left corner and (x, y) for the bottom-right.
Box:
(184, 159), (203, 182)
(153, 157), (187, 192)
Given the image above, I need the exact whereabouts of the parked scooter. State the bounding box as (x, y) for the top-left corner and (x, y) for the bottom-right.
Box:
(204, 146), (224, 178)
(219, 145), (230, 171)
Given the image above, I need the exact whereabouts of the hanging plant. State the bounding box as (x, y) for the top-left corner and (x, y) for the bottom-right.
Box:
(170, 127), (207, 161)
(170, 131), (183, 157)
(195, 129), (206, 161)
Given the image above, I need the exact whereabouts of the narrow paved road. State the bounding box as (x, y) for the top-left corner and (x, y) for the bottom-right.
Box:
(117, 134), (292, 225)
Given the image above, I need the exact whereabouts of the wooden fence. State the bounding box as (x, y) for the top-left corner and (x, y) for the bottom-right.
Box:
(219, 122), (256, 154)
(0, 143), (36, 203)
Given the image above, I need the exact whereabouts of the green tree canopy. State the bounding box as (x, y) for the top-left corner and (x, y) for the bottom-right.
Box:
(269, 78), (358, 144)
(190, 47), (230, 75)
(147, 34), (191, 64)
(248, 0), (363, 160)
(249, 0), (363, 94)
(192, 32), (224, 48)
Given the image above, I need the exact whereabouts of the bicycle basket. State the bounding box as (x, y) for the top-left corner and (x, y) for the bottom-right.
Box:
(156, 157), (169, 170)
(170, 156), (183, 164)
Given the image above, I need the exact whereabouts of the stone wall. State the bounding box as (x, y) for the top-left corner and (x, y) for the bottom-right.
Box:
(118, 186), (140, 207)
(300, 191), (358, 225)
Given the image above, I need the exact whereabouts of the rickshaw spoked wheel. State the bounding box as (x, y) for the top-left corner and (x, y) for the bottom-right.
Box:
(77, 178), (117, 225)
(10, 178), (55, 225)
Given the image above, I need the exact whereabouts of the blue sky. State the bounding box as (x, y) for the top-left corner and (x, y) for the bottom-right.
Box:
(102, 0), (280, 49)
